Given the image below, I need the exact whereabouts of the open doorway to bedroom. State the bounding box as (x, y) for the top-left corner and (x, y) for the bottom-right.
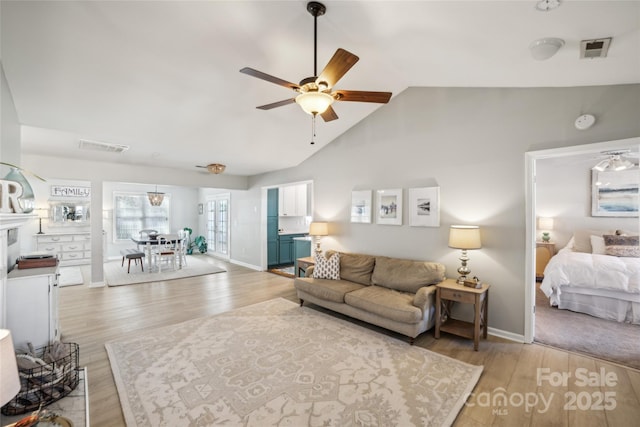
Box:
(526, 138), (640, 369)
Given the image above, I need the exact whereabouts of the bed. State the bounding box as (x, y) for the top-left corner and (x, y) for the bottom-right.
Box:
(540, 231), (640, 325)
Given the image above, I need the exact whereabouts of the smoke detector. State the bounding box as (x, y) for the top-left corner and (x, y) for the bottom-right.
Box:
(78, 139), (129, 153)
(580, 38), (612, 59)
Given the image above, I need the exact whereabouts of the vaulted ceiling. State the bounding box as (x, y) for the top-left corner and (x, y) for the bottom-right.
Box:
(2, 1), (639, 176)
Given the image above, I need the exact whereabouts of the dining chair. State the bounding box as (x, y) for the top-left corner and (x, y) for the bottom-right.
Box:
(137, 229), (158, 250)
(176, 229), (189, 268)
(154, 234), (176, 272)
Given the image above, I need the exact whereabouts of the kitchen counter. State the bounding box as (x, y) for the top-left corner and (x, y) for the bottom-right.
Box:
(278, 231), (309, 236)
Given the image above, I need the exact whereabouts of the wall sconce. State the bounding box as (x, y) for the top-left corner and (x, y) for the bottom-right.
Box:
(538, 217), (554, 242)
(309, 222), (329, 254)
(448, 225), (482, 284)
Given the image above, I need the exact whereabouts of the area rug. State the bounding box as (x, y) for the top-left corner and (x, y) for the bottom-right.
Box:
(535, 284), (640, 370)
(268, 265), (295, 278)
(105, 255), (225, 287)
(105, 298), (482, 426)
(58, 266), (84, 287)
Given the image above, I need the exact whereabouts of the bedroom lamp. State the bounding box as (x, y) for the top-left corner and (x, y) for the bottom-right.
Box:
(449, 225), (482, 284)
(538, 217), (554, 242)
(0, 329), (21, 407)
(309, 221), (329, 254)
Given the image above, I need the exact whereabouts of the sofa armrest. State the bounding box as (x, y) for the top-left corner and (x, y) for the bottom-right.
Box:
(412, 285), (437, 313)
(305, 265), (315, 277)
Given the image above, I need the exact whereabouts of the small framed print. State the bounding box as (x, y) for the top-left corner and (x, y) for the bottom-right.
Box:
(351, 190), (372, 223)
(409, 187), (440, 227)
(376, 189), (402, 225)
(198, 203), (204, 215)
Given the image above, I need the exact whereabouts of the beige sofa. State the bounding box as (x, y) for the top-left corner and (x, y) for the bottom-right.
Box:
(294, 251), (446, 343)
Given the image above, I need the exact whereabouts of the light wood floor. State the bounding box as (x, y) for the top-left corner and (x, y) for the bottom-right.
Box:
(57, 259), (640, 427)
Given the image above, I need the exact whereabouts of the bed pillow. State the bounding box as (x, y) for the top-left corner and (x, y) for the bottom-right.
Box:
(603, 235), (640, 258)
(572, 229), (613, 253)
(590, 235), (606, 255)
(313, 252), (341, 280)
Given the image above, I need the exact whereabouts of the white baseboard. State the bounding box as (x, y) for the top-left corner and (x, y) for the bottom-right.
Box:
(88, 280), (105, 288)
(488, 326), (525, 343)
(229, 259), (262, 271)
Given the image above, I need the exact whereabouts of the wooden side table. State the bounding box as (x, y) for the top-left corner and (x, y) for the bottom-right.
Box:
(536, 241), (555, 281)
(435, 278), (490, 351)
(296, 256), (315, 277)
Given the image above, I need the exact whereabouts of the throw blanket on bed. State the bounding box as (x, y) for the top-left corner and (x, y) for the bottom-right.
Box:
(541, 248), (640, 296)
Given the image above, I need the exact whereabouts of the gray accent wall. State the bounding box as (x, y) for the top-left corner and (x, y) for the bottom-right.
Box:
(248, 85), (640, 336)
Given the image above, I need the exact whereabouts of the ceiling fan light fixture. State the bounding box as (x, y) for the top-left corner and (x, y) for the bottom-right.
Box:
(207, 163), (226, 174)
(295, 91), (334, 116)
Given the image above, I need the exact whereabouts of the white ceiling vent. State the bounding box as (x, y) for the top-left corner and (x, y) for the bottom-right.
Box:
(580, 37), (612, 59)
(78, 139), (129, 153)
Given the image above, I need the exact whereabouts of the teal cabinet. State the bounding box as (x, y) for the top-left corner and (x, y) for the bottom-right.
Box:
(267, 189), (279, 268)
(293, 238), (312, 275)
(278, 235), (294, 264)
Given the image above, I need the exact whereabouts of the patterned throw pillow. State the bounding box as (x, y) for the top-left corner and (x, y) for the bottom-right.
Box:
(313, 252), (341, 280)
(603, 235), (640, 257)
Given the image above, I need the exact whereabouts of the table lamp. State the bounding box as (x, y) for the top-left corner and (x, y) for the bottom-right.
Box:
(538, 217), (554, 242)
(0, 329), (21, 407)
(309, 222), (329, 254)
(448, 225), (482, 284)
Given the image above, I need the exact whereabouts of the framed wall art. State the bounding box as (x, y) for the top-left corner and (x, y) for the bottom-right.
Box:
(351, 190), (372, 223)
(376, 189), (402, 225)
(409, 187), (440, 227)
(591, 169), (639, 217)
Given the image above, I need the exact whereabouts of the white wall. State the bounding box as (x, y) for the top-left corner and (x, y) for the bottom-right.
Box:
(537, 156), (639, 249)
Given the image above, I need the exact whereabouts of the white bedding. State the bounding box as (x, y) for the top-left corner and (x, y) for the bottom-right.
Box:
(540, 248), (640, 297)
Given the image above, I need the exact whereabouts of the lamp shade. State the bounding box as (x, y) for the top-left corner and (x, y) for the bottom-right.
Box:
(0, 329), (20, 407)
(448, 225), (482, 250)
(309, 222), (329, 236)
(295, 92), (334, 116)
(538, 217), (554, 230)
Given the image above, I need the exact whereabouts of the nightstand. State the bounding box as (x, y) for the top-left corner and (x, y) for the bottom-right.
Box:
(435, 278), (490, 351)
(536, 241), (555, 281)
(296, 256), (315, 277)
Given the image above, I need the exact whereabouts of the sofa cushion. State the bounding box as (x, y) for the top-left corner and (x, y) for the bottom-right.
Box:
(294, 277), (365, 303)
(371, 256), (445, 293)
(325, 251), (375, 285)
(345, 285), (422, 324)
(313, 252), (340, 280)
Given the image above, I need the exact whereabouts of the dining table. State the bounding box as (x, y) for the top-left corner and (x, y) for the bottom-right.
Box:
(131, 235), (184, 273)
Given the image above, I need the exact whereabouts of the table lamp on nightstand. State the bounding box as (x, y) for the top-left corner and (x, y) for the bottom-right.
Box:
(538, 217), (554, 242)
(0, 329), (21, 408)
(448, 225), (482, 284)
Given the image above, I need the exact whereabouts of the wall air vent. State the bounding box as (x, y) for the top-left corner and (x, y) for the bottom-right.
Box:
(580, 37), (611, 59)
(78, 139), (129, 153)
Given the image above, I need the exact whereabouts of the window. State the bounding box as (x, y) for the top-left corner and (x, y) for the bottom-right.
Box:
(114, 192), (171, 241)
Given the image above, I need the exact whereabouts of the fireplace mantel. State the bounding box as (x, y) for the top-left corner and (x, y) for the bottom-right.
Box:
(0, 213), (35, 231)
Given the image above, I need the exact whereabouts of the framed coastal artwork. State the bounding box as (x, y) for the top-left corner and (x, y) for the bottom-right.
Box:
(591, 169), (639, 217)
(351, 190), (372, 223)
(408, 187), (440, 227)
(376, 189), (402, 225)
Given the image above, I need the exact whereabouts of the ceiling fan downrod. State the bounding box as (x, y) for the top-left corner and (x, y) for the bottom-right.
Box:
(307, 1), (326, 77)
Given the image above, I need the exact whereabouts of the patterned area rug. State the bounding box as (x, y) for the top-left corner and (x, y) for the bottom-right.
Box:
(106, 298), (483, 426)
(105, 255), (225, 286)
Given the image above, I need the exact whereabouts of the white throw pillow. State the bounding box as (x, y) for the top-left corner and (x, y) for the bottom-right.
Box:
(590, 235), (606, 255)
(313, 252), (340, 280)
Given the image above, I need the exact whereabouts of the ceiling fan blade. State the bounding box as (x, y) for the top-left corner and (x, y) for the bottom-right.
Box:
(316, 48), (359, 89)
(240, 67), (299, 90)
(320, 105), (338, 122)
(256, 98), (296, 110)
(334, 90), (392, 104)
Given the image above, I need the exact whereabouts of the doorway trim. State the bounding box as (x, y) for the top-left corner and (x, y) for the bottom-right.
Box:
(524, 137), (640, 343)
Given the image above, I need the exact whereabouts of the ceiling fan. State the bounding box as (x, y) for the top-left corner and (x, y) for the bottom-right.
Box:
(240, 1), (391, 123)
(592, 150), (639, 172)
(196, 163), (226, 174)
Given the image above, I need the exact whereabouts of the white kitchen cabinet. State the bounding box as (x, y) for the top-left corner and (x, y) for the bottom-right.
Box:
(279, 184), (308, 217)
(35, 232), (91, 265)
(6, 266), (59, 349)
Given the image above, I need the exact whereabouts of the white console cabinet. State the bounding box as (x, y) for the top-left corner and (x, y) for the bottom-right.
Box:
(6, 266), (60, 349)
(36, 232), (91, 265)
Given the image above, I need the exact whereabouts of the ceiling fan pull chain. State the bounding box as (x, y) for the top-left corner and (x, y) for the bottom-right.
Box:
(311, 116), (316, 145)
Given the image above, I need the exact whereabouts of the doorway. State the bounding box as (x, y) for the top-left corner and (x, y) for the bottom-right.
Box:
(524, 137), (640, 342)
(206, 193), (230, 260)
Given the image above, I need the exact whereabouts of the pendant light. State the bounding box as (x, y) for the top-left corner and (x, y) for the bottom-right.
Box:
(147, 185), (165, 206)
